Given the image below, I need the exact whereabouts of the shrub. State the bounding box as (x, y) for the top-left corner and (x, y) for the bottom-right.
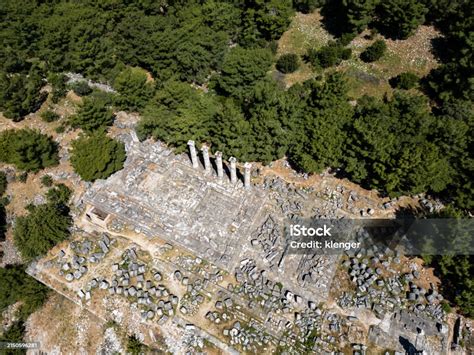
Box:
(55, 125), (66, 134)
(307, 42), (352, 68)
(40, 110), (60, 123)
(70, 81), (92, 96)
(341, 48), (352, 60)
(390, 72), (419, 89)
(48, 73), (67, 103)
(360, 39), (387, 62)
(338, 32), (356, 46)
(18, 172), (28, 183)
(276, 53), (300, 73)
(40, 175), (53, 187)
(127, 335), (145, 355)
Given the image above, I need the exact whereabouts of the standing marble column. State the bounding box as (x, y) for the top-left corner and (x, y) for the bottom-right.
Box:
(244, 162), (252, 189)
(215, 151), (223, 180)
(229, 157), (237, 184)
(201, 144), (211, 174)
(187, 140), (198, 169)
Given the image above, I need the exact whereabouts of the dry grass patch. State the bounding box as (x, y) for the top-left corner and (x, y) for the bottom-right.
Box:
(276, 11), (441, 97)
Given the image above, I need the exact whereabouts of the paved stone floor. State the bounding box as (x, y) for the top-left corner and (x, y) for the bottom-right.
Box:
(82, 136), (266, 272)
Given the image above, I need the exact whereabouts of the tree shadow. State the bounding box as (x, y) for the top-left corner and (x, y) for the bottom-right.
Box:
(430, 36), (451, 63)
(320, 0), (348, 38)
(399, 336), (418, 354)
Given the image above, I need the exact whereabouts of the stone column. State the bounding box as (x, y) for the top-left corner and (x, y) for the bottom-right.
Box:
(244, 162), (252, 189)
(187, 140), (198, 169)
(229, 157), (237, 184)
(201, 144), (211, 174)
(215, 151), (223, 180)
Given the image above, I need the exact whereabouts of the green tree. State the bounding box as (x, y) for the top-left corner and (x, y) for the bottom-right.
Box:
(70, 131), (126, 181)
(244, 79), (301, 163)
(341, 0), (380, 33)
(289, 73), (354, 172)
(216, 47), (273, 99)
(420, 206), (474, 317)
(40, 175), (53, 187)
(308, 41), (352, 68)
(249, 0), (294, 40)
(127, 335), (146, 355)
(0, 321), (26, 355)
(70, 98), (114, 132)
(210, 99), (253, 159)
(376, 0), (428, 39)
(138, 81), (218, 152)
(70, 81), (92, 96)
(432, 99), (473, 210)
(48, 73), (67, 103)
(46, 183), (72, 206)
(0, 129), (59, 172)
(360, 39), (386, 62)
(390, 72), (419, 89)
(293, 0), (325, 13)
(0, 70), (46, 121)
(113, 67), (154, 112)
(345, 93), (452, 196)
(276, 53), (300, 73)
(0, 265), (49, 320)
(14, 203), (72, 261)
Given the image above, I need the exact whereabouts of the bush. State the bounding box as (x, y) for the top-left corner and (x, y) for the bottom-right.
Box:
(70, 81), (92, 96)
(338, 32), (356, 46)
(40, 110), (60, 123)
(48, 73), (67, 103)
(127, 335), (146, 355)
(360, 39), (386, 62)
(341, 48), (352, 60)
(46, 184), (72, 206)
(18, 172), (28, 183)
(55, 125), (66, 134)
(390, 72), (419, 89)
(0, 69), (47, 121)
(276, 53), (300, 73)
(307, 42), (352, 68)
(40, 175), (53, 187)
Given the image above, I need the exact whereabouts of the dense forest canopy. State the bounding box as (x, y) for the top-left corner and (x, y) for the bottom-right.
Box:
(0, 0), (472, 316)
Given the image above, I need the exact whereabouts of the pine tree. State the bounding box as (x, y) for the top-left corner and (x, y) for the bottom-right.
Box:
(377, 0), (428, 39)
(70, 130), (126, 181)
(342, 0), (379, 33)
(14, 204), (72, 261)
(69, 98), (114, 132)
(0, 129), (59, 172)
